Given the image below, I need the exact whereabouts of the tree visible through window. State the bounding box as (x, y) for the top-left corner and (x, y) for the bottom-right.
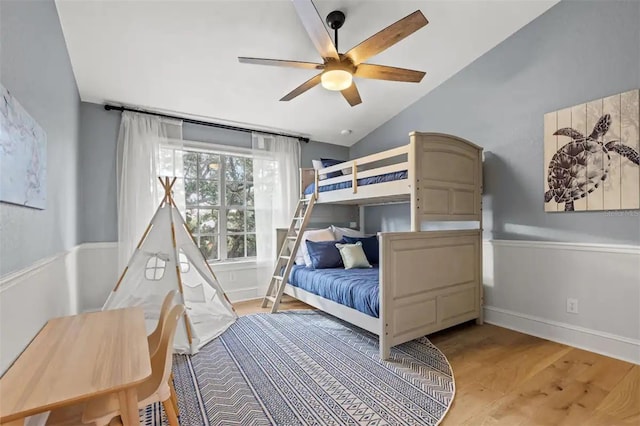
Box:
(181, 150), (256, 261)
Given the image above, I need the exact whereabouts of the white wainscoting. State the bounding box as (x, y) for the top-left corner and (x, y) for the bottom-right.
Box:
(0, 242), (266, 373)
(483, 239), (640, 364)
(2, 239), (637, 374)
(74, 242), (267, 312)
(76, 242), (119, 312)
(0, 249), (77, 374)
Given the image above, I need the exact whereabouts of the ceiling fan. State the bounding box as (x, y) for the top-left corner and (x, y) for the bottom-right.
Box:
(238, 0), (429, 107)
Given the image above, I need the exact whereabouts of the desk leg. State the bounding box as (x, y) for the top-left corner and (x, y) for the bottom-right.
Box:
(118, 388), (140, 426)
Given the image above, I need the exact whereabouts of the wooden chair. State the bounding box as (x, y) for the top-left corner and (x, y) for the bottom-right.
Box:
(80, 304), (185, 426)
(148, 290), (178, 357)
(148, 291), (180, 416)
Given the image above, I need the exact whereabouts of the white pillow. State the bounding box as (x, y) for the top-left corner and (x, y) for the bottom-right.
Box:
(331, 225), (364, 240)
(294, 227), (335, 266)
(312, 159), (327, 180)
(335, 242), (372, 269)
(312, 159), (351, 180)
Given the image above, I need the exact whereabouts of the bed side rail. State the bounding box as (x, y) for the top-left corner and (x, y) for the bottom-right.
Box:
(310, 145), (410, 198)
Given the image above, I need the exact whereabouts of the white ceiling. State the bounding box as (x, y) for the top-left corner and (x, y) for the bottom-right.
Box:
(56, 0), (557, 146)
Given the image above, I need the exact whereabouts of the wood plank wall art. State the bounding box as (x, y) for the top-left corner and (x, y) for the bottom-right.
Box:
(544, 89), (640, 212)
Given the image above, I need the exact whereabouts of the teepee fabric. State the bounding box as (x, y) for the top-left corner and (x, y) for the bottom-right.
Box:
(104, 179), (237, 354)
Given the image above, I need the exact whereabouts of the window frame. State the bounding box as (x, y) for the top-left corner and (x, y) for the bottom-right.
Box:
(176, 141), (257, 264)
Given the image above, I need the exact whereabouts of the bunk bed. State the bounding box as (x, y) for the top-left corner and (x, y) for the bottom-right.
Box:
(276, 132), (483, 359)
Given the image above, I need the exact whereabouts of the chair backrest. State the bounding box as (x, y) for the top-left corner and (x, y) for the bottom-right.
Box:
(148, 304), (185, 392)
(148, 290), (178, 356)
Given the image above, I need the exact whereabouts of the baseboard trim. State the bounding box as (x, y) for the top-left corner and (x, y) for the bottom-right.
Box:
(225, 287), (259, 303)
(484, 305), (640, 364)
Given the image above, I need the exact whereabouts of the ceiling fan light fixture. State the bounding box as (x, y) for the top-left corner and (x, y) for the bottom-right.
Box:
(321, 69), (352, 91)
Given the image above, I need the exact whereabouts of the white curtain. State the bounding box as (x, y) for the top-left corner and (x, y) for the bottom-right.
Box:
(117, 111), (183, 271)
(252, 133), (301, 272)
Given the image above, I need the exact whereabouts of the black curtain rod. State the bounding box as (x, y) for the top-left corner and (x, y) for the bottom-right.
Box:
(104, 104), (310, 143)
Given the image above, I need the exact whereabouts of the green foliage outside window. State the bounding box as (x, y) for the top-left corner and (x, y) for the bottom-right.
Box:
(182, 151), (255, 261)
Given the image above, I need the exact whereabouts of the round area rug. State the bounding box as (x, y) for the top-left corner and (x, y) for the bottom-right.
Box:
(144, 310), (455, 426)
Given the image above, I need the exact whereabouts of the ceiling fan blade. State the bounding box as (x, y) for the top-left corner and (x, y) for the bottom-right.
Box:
(280, 73), (323, 101)
(346, 10), (428, 65)
(291, 0), (339, 60)
(355, 63), (425, 83)
(341, 83), (362, 107)
(238, 57), (324, 70)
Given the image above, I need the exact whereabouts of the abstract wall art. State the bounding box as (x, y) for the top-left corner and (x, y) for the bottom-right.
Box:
(0, 83), (47, 209)
(544, 89), (639, 212)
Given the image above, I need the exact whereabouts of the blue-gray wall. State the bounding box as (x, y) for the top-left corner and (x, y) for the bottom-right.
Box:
(351, 0), (640, 245)
(0, 0), (80, 275)
(78, 102), (352, 242)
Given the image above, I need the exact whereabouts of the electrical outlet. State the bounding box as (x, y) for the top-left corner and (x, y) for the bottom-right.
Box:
(566, 298), (578, 314)
(350, 222), (357, 228)
(228, 272), (236, 282)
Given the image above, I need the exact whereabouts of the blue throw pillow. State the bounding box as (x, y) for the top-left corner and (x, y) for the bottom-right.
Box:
(320, 158), (344, 179)
(305, 239), (344, 269)
(343, 235), (379, 264)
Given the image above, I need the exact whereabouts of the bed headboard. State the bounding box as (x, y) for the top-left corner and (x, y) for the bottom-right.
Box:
(409, 132), (483, 225)
(300, 168), (315, 198)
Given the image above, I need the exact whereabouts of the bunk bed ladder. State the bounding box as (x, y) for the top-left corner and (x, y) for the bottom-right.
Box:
(262, 194), (316, 313)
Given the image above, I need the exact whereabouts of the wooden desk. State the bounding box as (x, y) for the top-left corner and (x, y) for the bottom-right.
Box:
(0, 308), (151, 426)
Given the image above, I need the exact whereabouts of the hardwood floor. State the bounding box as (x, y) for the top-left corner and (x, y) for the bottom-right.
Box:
(232, 298), (639, 425)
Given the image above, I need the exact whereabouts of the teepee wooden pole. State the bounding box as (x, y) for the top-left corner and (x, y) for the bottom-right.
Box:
(113, 266), (129, 292)
(168, 205), (194, 345)
(112, 194), (163, 292)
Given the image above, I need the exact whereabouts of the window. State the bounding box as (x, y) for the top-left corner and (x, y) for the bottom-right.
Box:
(145, 255), (167, 280)
(180, 150), (256, 262)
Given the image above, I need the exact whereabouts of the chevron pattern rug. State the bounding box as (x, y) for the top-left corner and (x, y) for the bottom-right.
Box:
(142, 311), (455, 426)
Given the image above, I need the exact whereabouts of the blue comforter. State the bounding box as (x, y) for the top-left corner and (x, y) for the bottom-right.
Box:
(289, 265), (380, 318)
(304, 170), (408, 195)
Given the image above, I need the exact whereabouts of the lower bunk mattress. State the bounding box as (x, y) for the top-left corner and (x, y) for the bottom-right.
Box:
(289, 265), (379, 318)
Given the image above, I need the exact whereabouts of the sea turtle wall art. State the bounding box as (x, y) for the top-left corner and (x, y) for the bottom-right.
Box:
(544, 89), (640, 212)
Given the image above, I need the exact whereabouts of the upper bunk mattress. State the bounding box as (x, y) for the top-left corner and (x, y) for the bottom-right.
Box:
(289, 265), (380, 318)
(304, 170), (408, 195)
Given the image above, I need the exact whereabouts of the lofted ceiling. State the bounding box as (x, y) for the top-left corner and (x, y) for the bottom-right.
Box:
(56, 0), (557, 146)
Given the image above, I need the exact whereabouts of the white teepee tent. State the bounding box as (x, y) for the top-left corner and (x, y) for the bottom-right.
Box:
(104, 177), (237, 354)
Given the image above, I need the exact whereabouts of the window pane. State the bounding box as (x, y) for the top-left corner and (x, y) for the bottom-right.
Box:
(198, 179), (219, 206)
(245, 158), (253, 181)
(227, 235), (245, 259)
(199, 153), (220, 180)
(199, 235), (218, 260)
(184, 152), (198, 178)
(185, 179), (198, 205)
(246, 234), (256, 257)
(225, 156), (245, 181)
(226, 209), (245, 233)
(246, 209), (255, 232)
(198, 209), (219, 233)
(185, 208), (198, 233)
(225, 182), (245, 206)
(246, 183), (254, 207)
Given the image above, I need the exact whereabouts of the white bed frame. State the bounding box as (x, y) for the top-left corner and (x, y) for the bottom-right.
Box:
(280, 132), (483, 359)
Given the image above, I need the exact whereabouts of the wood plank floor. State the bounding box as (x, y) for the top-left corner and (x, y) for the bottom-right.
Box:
(233, 298), (639, 425)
